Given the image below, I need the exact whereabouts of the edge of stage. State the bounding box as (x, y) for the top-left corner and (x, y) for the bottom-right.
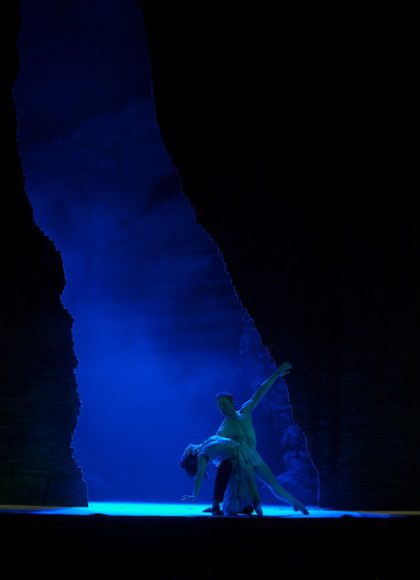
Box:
(1, 502), (418, 577)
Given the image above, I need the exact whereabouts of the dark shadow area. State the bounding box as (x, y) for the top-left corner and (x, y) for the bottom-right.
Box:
(1, 511), (419, 578)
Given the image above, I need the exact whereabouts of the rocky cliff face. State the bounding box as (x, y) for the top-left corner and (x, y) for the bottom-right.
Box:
(0, 3), (87, 506)
(137, 4), (420, 509)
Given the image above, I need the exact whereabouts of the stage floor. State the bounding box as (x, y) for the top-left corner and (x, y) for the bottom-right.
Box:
(1, 502), (418, 578)
(1, 501), (419, 518)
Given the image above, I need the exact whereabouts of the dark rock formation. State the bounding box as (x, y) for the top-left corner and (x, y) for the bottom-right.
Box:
(137, 4), (420, 509)
(0, 3), (87, 505)
(238, 317), (319, 505)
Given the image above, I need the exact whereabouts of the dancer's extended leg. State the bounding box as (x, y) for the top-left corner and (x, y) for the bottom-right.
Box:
(255, 460), (309, 515)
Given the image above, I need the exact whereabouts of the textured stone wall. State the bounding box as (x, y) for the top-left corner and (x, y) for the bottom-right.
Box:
(0, 3), (87, 506)
(137, 4), (420, 509)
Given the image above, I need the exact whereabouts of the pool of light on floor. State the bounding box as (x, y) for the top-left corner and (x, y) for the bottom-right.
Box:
(0, 502), (402, 518)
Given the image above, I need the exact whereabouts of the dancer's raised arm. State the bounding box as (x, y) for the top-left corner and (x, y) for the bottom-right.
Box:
(240, 362), (292, 414)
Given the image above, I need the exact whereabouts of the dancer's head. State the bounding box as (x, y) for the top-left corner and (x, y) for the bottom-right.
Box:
(215, 391), (236, 417)
(180, 444), (200, 477)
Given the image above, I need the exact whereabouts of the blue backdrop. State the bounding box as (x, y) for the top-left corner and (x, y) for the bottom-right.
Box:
(15, 0), (309, 503)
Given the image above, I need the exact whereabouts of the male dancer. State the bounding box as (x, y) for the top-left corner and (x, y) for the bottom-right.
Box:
(207, 362), (309, 515)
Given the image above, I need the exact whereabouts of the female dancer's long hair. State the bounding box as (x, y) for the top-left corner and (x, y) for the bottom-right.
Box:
(180, 446), (199, 477)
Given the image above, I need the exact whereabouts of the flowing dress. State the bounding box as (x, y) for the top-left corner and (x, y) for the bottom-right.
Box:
(198, 435), (262, 515)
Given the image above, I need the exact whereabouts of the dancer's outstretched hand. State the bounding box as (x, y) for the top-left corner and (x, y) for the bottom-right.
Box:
(181, 495), (196, 502)
(276, 362), (292, 377)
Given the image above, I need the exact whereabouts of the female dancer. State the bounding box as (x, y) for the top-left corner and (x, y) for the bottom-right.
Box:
(180, 434), (263, 515)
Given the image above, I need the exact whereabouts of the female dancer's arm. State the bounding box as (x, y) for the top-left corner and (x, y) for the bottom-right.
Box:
(182, 456), (208, 500)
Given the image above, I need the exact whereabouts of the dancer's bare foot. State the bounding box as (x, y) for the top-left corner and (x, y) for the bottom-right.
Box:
(292, 501), (309, 515)
(202, 504), (223, 516)
(254, 502), (263, 516)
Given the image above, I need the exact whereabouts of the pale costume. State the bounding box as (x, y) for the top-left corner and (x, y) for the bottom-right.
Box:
(198, 435), (260, 515)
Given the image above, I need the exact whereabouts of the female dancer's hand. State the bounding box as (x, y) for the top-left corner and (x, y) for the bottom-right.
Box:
(181, 495), (196, 501)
